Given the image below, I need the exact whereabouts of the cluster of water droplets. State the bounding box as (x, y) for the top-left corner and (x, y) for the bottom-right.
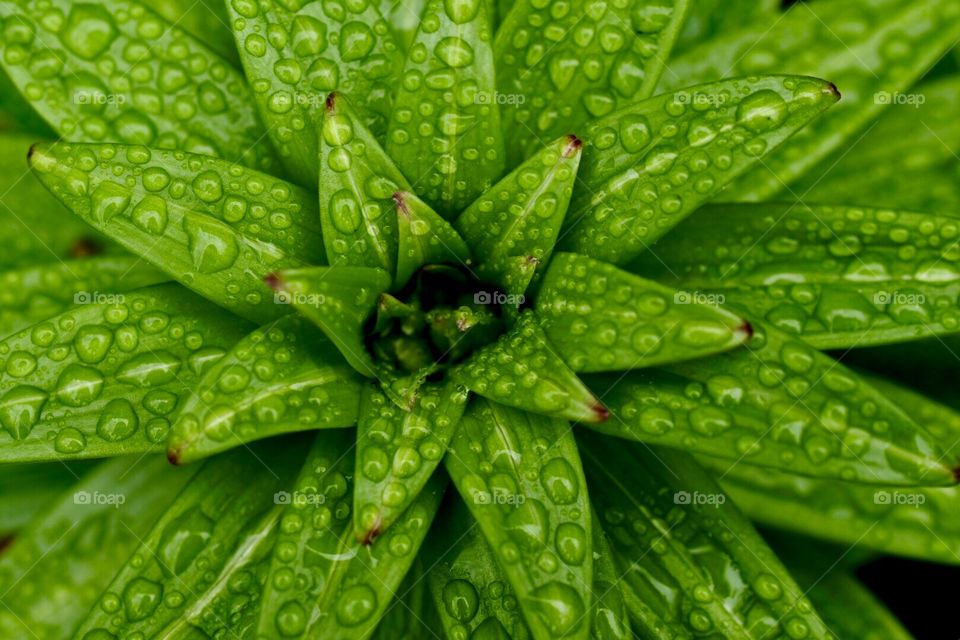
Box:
(29, 142), (323, 322)
(0, 0), (275, 170)
(495, 0), (680, 163)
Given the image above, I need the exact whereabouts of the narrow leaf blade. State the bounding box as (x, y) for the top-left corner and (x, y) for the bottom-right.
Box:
(394, 190), (472, 288)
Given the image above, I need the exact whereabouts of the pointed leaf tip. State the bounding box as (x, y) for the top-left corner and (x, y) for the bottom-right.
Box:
(563, 134), (583, 157)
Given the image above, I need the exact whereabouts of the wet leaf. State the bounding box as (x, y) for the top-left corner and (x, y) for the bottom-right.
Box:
(559, 76), (839, 265)
(795, 74), (960, 209)
(0, 255), (169, 339)
(256, 430), (445, 640)
(452, 311), (608, 423)
(153, 0), (238, 65)
(0, 460), (95, 534)
(370, 558), (434, 640)
(632, 202), (960, 349)
(537, 253), (751, 372)
(426, 497), (533, 639)
(228, 0), (403, 185)
(674, 0), (779, 53)
(267, 265), (392, 377)
(455, 134), (582, 283)
(494, 0), (691, 165)
(71, 439), (305, 639)
(0, 456), (198, 639)
(394, 190), (472, 288)
(168, 314), (363, 464)
(445, 399), (593, 640)
(28, 142), (325, 323)
(579, 432), (835, 640)
(380, 0), (428, 49)
(0, 283), (252, 462)
(387, 0), (504, 216)
(588, 517), (630, 640)
(319, 93), (406, 274)
(587, 320), (957, 486)
(664, 0), (960, 200)
(354, 381), (468, 541)
(0, 133), (100, 270)
(0, 0), (277, 172)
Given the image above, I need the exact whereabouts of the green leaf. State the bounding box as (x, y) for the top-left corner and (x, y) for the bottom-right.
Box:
(228, 0), (403, 186)
(153, 0), (239, 65)
(795, 74), (960, 209)
(256, 430), (445, 640)
(663, 0), (960, 200)
(0, 134), (100, 270)
(0, 283), (252, 462)
(0, 68), (53, 136)
(28, 142), (325, 323)
(674, 0), (779, 54)
(0, 0), (277, 172)
(445, 399), (593, 640)
(579, 433), (835, 640)
(370, 558), (434, 640)
(386, 0), (504, 216)
(705, 456), (960, 565)
(475, 254), (539, 311)
(320, 93), (409, 273)
(537, 252), (751, 372)
(267, 265), (392, 377)
(394, 190), (472, 288)
(380, 0), (428, 49)
(772, 539), (915, 640)
(455, 134), (582, 282)
(0, 460), (95, 534)
(588, 517), (630, 640)
(167, 314), (363, 464)
(453, 311), (608, 423)
(588, 320), (957, 486)
(0, 255), (169, 339)
(0, 456), (198, 639)
(354, 381), (469, 541)
(494, 0), (691, 166)
(71, 439), (304, 639)
(631, 202), (960, 349)
(426, 497), (533, 639)
(559, 76), (840, 265)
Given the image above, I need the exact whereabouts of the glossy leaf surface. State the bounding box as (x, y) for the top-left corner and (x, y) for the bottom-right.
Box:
(168, 314), (363, 464)
(29, 143), (325, 323)
(445, 399), (593, 640)
(0, 283), (252, 462)
(0, 460), (94, 534)
(394, 189), (472, 288)
(559, 76), (840, 265)
(537, 253), (751, 372)
(0, 0), (277, 171)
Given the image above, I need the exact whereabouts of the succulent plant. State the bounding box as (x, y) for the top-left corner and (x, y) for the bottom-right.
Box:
(0, 0), (959, 638)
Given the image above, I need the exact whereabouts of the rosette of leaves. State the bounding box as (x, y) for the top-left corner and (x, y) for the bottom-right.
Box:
(0, 0), (958, 638)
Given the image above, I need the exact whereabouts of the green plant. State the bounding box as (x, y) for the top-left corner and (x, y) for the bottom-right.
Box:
(0, 0), (958, 638)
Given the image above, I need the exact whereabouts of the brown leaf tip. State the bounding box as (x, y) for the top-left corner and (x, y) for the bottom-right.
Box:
(71, 237), (103, 259)
(825, 82), (841, 101)
(953, 465), (960, 483)
(325, 91), (339, 112)
(592, 403), (610, 422)
(26, 143), (38, 162)
(738, 320), (754, 340)
(563, 135), (583, 158)
(166, 449), (182, 466)
(359, 519), (382, 546)
(393, 191), (410, 216)
(264, 272), (284, 291)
